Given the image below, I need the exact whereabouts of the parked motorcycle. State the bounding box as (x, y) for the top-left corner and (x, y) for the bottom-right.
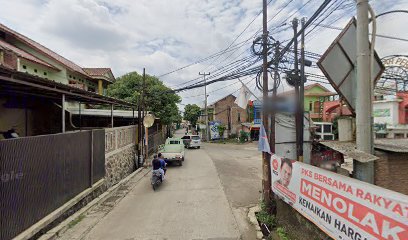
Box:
(151, 171), (162, 191)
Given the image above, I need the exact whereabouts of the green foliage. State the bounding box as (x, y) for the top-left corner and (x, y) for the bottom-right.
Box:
(239, 130), (249, 143)
(218, 124), (226, 139)
(276, 227), (289, 240)
(68, 214), (85, 229)
(107, 72), (181, 125)
(184, 104), (201, 127)
(256, 201), (276, 229)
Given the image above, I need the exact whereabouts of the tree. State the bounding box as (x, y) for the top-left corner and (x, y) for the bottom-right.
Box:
(218, 124), (226, 140)
(107, 72), (181, 125)
(183, 104), (201, 127)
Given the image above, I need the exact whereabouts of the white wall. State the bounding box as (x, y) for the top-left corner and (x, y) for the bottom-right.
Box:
(373, 101), (400, 126)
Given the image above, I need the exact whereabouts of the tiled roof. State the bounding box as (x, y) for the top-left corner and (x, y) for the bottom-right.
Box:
(0, 23), (88, 76)
(0, 39), (58, 70)
(83, 68), (111, 76)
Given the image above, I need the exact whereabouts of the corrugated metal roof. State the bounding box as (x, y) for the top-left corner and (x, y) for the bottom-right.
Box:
(374, 139), (408, 153)
(320, 141), (378, 162)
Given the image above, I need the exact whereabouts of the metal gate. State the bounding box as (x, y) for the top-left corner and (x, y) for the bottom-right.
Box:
(0, 130), (104, 240)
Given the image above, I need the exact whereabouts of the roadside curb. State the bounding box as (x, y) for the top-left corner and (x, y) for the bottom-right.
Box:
(248, 205), (264, 240)
(38, 167), (149, 240)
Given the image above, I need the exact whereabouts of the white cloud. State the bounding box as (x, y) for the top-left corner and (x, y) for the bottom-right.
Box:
(0, 0), (406, 109)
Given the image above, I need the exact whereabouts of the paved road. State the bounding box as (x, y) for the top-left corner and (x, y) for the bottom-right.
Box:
(59, 131), (261, 240)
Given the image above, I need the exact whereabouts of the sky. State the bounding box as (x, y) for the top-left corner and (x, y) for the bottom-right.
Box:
(0, 0), (407, 110)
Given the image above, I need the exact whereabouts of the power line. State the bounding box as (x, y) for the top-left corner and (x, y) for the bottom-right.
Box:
(310, 23), (408, 42)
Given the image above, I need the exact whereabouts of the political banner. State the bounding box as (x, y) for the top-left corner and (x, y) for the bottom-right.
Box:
(271, 155), (408, 240)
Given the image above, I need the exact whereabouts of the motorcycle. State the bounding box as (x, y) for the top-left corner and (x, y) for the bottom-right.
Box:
(151, 170), (163, 191)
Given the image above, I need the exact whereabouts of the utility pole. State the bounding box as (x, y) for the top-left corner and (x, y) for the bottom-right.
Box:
(137, 94), (141, 167)
(262, 0), (272, 203)
(355, 0), (374, 183)
(292, 18), (301, 162)
(142, 68), (147, 164)
(299, 18), (306, 162)
(270, 42), (279, 155)
(199, 72), (210, 141)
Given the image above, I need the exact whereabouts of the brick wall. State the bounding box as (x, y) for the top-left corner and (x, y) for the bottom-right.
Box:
(375, 150), (408, 195)
(213, 95), (248, 135)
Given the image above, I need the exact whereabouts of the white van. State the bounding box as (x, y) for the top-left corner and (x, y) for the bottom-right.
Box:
(181, 135), (201, 149)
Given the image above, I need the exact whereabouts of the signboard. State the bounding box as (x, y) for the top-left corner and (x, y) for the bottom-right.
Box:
(271, 154), (408, 240)
(209, 121), (221, 140)
(373, 108), (391, 117)
(317, 18), (385, 113)
(253, 100), (262, 124)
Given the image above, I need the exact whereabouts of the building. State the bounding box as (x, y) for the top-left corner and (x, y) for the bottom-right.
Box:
(278, 83), (337, 121)
(0, 23), (114, 95)
(200, 94), (248, 137)
(0, 24), (134, 138)
(321, 100), (353, 122)
(373, 92), (408, 138)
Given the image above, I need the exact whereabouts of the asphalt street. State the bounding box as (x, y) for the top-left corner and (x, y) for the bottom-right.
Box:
(58, 131), (262, 240)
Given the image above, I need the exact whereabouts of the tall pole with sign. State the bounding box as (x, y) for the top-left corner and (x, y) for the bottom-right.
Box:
(356, 0), (374, 183)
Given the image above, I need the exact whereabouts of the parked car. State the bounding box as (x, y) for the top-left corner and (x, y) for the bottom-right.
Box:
(181, 135), (201, 149)
(159, 138), (185, 166)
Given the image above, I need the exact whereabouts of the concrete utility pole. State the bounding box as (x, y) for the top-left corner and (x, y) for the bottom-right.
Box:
(137, 94), (142, 166)
(262, 0), (272, 203)
(270, 42), (280, 154)
(199, 72), (210, 141)
(355, 0), (374, 183)
(292, 18), (301, 162)
(299, 18), (306, 162)
(142, 68), (147, 163)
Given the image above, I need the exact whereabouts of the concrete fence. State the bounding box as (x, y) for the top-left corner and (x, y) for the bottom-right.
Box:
(105, 125), (138, 187)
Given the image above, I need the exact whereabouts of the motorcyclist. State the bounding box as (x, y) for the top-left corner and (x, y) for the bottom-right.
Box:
(158, 153), (167, 175)
(152, 154), (164, 181)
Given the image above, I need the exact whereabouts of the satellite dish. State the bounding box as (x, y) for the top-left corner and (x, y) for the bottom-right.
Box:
(143, 114), (155, 128)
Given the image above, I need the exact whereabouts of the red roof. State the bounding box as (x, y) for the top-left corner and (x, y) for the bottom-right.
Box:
(0, 39), (59, 70)
(0, 23), (88, 76)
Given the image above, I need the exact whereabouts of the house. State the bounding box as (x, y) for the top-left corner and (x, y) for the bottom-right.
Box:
(0, 23), (138, 138)
(278, 83), (337, 121)
(0, 23), (114, 95)
(373, 92), (408, 138)
(200, 94), (248, 137)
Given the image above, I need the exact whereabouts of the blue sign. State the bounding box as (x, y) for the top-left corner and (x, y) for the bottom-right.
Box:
(253, 100), (262, 125)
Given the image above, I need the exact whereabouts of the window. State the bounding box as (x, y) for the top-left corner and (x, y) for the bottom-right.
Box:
(44, 72), (47, 76)
(323, 124), (332, 133)
(237, 112), (241, 122)
(22, 65), (27, 69)
(69, 75), (72, 78)
(34, 69), (37, 73)
(192, 136), (200, 140)
(395, 133), (404, 139)
(309, 101), (313, 111)
(73, 76), (76, 80)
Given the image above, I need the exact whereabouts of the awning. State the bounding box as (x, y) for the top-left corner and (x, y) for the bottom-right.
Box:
(67, 108), (153, 119)
(319, 141), (378, 163)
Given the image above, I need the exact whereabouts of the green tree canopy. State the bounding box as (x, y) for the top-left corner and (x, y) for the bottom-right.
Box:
(107, 72), (181, 125)
(183, 104), (201, 127)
